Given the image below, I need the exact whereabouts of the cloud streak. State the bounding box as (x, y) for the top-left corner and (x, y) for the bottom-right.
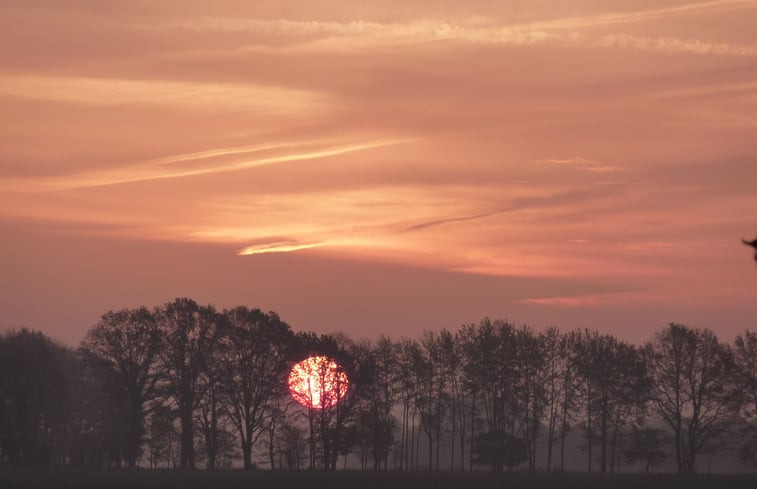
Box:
(151, 1), (757, 57)
(2, 139), (411, 191)
(0, 75), (325, 113)
(2, 0), (757, 340)
(238, 240), (324, 255)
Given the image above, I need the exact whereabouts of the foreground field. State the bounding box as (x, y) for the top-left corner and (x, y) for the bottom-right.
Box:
(1, 470), (756, 489)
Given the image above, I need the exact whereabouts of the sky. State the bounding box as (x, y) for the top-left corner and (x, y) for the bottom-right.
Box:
(1, 0), (757, 345)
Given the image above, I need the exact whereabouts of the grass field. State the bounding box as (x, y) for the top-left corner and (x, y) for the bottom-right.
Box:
(1, 469), (756, 489)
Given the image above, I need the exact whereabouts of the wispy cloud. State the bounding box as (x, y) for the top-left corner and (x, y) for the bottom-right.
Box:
(152, 1), (757, 57)
(647, 80), (757, 99)
(2, 139), (411, 190)
(585, 33), (757, 56)
(535, 157), (620, 174)
(238, 240), (324, 255)
(522, 0), (757, 31)
(515, 290), (658, 307)
(0, 75), (325, 113)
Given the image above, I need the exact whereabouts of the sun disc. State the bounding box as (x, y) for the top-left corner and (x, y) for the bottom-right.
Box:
(288, 355), (349, 409)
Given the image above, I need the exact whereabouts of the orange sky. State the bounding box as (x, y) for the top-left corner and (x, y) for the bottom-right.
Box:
(2, 0), (756, 345)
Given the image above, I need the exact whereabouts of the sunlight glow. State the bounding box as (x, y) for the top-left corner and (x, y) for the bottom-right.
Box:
(238, 241), (323, 255)
(288, 356), (349, 409)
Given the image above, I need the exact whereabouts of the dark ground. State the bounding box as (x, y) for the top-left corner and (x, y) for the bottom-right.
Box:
(1, 470), (756, 489)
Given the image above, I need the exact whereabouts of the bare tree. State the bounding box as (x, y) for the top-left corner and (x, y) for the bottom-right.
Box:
(734, 331), (757, 417)
(157, 298), (226, 469)
(623, 424), (670, 473)
(515, 326), (546, 472)
(541, 327), (565, 471)
(647, 323), (742, 473)
(396, 338), (420, 471)
(411, 334), (437, 471)
(557, 331), (579, 472)
(572, 330), (649, 473)
(460, 319), (524, 472)
(145, 403), (177, 469)
(196, 379), (225, 470)
(272, 410), (308, 470)
(293, 333), (356, 470)
(80, 307), (161, 468)
(733, 330), (757, 467)
(438, 329), (465, 471)
(221, 307), (294, 470)
(353, 336), (399, 470)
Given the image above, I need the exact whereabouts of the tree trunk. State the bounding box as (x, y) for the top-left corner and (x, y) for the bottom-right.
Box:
(427, 431), (433, 471)
(531, 396), (538, 472)
(242, 437), (253, 470)
(450, 399), (456, 471)
(180, 404), (195, 469)
(560, 388), (569, 472)
(600, 397), (607, 474)
(674, 415), (683, 473)
(586, 393), (592, 473)
(459, 397), (466, 472)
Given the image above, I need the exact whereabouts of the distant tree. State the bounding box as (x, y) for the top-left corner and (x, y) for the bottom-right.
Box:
(461, 320), (518, 436)
(733, 330), (757, 468)
(64, 356), (110, 467)
(353, 336), (399, 470)
(409, 334), (437, 471)
(514, 326), (546, 472)
(294, 333), (356, 470)
(541, 327), (569, 471)
(737, 428), (757, 468)
(557, 331), (579, 472)
(145, 404), (177, 469)
(220, 307), (294, 470)
(472, 430), (528, 472)
(157, 298), (226, 469)
(572, 330), (650, 473)
(80, 307), (162, 468)
(0, 329), (72, 467)
(396, 338), (420, 471)
(421, 331), (449, 471)
(274, 415), (308, 470)
(438, 329), (465, 471)
(734, 331), (757, 417)
(195, 391), (237, 471)
(647, 324), (742, 473)
(623, 425), (670, 473)
(321, 336), (358, 471)
(264, 396), (294, 470)
(195, 380), (228, 470)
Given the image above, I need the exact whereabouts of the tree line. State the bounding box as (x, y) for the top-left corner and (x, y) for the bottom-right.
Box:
(1, 297), (757, 474)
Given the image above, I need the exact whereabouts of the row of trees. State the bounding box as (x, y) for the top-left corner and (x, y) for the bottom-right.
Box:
(1, 298), (756, 474)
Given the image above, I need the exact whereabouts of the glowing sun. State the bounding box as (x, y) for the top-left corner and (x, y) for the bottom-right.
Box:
(288, 355), (349, 409)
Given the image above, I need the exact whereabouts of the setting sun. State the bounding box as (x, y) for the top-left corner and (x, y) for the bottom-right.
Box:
(288, 356), (349, 409)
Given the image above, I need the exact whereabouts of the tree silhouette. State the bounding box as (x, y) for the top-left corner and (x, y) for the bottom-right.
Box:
(623, 425), (670, 472)
(472, 430), (527, 471)
(6, 302), (757, 474)
(80, 307), (162, 468)
(647, 323), (742, 473)
(0, 329), (73, 467)
(220, 307), (294, 470)
(156, 298), (226, 469)
(572, 330), (649, 473)
(145, 403), (177, 469)
(352, 336), (399, 470)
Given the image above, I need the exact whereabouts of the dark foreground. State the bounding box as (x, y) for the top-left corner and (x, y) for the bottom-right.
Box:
(1, 470), (756, 489)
